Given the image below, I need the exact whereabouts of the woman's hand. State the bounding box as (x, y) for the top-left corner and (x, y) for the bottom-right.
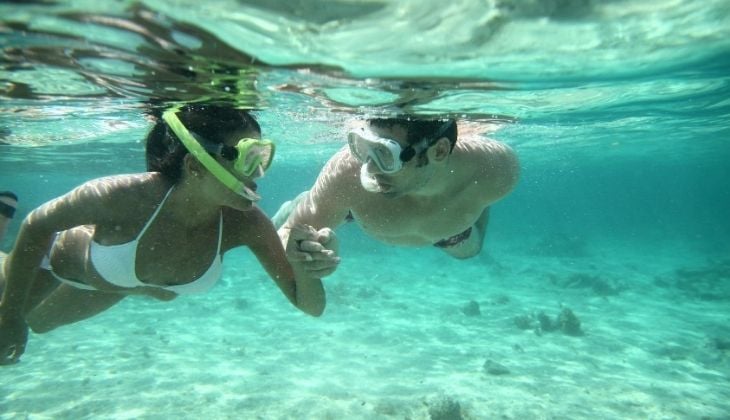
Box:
(0, 312), (29, 365)
(286, 224), (340, 279)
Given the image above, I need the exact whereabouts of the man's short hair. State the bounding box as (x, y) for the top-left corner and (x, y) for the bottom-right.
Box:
(368, 117), (457, 152)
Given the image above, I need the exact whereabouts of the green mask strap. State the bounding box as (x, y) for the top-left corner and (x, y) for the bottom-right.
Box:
(161, 109), (260, 201)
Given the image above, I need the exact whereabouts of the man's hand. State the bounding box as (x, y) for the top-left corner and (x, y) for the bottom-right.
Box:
(286, 224), (340, 279)
(0, 312), (28, 365)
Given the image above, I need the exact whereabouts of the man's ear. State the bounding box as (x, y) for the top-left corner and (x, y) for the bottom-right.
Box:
(429, 137), (451, 162)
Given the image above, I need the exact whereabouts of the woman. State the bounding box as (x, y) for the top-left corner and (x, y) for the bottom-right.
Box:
(0, 104), (331, 365)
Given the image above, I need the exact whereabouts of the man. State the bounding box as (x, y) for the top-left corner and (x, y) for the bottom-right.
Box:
(275, 117), (519, 277)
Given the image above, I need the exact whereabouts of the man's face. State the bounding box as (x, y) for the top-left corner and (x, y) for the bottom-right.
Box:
(359, 123), (432, 198)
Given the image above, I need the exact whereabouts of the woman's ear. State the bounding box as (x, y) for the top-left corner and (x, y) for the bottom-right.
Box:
(183, 154), (202, 177)
(429, 137), (451, 162)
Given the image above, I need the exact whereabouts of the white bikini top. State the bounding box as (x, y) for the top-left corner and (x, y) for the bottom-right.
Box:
(90, 188), (223, 295)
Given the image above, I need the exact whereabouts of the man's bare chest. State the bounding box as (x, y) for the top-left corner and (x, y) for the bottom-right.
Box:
(350, 194), (483, 245)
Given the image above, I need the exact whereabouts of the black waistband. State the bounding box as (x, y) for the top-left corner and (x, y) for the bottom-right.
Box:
(434, 226), (473, 248)
(0, 191), (18, 201)
(0, 201), (16, 219)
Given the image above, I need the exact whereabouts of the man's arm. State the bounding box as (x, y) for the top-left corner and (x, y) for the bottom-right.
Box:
(278, 149), (356, 233)
(277, 147), (358, 277)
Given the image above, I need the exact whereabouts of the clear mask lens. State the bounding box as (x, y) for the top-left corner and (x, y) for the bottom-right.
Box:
(347, 130), (402, 173)
(370, 144), (397, 171)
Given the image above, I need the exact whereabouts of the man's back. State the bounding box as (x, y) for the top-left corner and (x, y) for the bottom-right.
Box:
(280, 132), (518, 249)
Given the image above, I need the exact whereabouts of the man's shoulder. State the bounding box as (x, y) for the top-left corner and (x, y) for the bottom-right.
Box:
(325, 146), (360, 173)
(453, 137), (519, 200)
(456, 136), (513, 155)
(317, 146), (361, 186)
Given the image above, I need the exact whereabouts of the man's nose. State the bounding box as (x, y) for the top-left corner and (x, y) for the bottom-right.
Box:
(364, 158), (383, 174)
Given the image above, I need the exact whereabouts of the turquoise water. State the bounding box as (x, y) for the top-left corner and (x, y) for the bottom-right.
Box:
(1, 1), (730, 418)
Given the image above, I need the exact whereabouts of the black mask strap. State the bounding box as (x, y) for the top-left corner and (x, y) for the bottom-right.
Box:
(0, 201), (16, 219)
(399, 120), (453, 163)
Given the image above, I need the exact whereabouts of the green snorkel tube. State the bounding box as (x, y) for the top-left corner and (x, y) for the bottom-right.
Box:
(162, 108), (262, 201)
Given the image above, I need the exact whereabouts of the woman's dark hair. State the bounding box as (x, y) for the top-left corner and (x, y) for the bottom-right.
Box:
(145, 104), (260, 182)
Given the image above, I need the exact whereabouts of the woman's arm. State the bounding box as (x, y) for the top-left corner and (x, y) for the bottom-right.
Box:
(238, 208), (326, 316)
(1, 174), (159, 313)
(0, 180), (114, 317)
(0, 177), (127, 364)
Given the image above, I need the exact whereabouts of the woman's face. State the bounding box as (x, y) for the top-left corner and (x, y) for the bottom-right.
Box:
(210, 127), (264, 209)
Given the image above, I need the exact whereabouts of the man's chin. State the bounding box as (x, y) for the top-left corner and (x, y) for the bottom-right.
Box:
(374, 185), (402, 199)
(360, 179), (396, 195)
(380, 191), (401, 199)
(359, 165), (396, 194)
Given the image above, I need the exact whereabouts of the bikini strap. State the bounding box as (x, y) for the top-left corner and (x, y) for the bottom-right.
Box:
(216, 210), (223, 255)
(136, 187), (175, 239)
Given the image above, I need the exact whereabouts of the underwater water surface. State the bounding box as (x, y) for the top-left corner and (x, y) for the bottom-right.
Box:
(1, 1), (729, 419)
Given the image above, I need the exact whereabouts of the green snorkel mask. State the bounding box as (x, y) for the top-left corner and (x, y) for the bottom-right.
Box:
(162, 108), (275, 202)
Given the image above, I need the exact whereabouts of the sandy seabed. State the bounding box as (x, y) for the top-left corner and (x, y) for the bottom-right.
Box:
(1, 238), (729, 420)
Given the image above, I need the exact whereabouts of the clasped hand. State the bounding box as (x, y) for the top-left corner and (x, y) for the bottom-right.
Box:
(0, 311), (28, 365)
(286, 225), (340, 279)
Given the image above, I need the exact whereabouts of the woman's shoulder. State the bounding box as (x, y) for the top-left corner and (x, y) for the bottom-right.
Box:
(47, 173), (171, 218)
(82, 172), (162, 189)
(222, 204), (269, 227)
(221, 205), (276, 250)
(26, 173), (169, 229)
(78, 172), (169, 199)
